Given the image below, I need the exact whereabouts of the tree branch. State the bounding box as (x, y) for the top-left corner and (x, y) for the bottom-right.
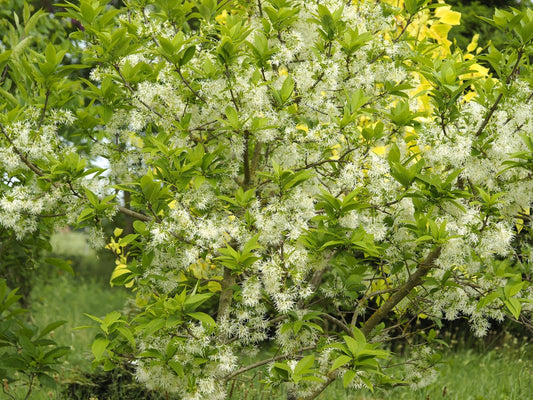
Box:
(0, 122), (48, 178)
(224, 345), (316, 381)
(475, 49), (524, 137)
(117, 206), (151, 222)
(322, 314), (352, 336)
(217, 266), (236, 325)
(38, 89), (51, 128)
(303, 247), (441, 400)
(176, 66), (207, 103)
(243, 131), (251, 188)
(360, 246), (441, 337)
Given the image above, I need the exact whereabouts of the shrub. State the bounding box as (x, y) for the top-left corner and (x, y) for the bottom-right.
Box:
(1, 1), (533, 399)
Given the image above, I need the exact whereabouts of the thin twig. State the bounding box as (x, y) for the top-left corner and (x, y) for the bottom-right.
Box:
(176, 66), (207, 103)
(322, 314), (352, 336)
(38, 89), (51, 128)
(475, 49), (524, 137)
(0, 121), (48, 178)
(224, 345), (316, 381)
(118, 206), (151, 222)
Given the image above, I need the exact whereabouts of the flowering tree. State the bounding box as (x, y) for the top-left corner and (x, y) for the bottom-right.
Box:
(1, 0), (533, 398)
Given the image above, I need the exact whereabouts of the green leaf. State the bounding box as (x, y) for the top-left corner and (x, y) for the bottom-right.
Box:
(92, 337), (109, 360)
(330, 354), (353, 371)
(169, 360), (184, 377)
(43, 346), (70, 362)
(388, 143), (401, 163)
(84, 188), (99, 207)
(44, 258), (74, 276)
(294, 355), (315, 376)
(351, 327), (367, 345)
(225, 105), (241, 129)
(133, 220), (148, 235)
(405, 0), (418, 14)
(84, 313), (104, 324)
(504, 281), (525, 298)
(38, 320), (67, 339)
(179, 46), (196, 66)
(183, 293), (213, 311)
(504, 298), (521, 319)
(343, 369), (357, 388)
(103, 359), (116, 371)
(188, 312), (216, 327)
(142, 318), (166, 337)
(344, 335), (362, 356)
(38, 373), (58, 388)
(119, 234), (139, 246)
(103, 311), (123, 329)
(242, 233), (262, 254)
(280, 75), (294, 102)
(359, 375), (374, 392)
(117, 326), (135, 347)
(77, 207), (95, 223)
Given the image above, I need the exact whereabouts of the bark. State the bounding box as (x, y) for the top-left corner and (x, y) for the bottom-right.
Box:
(360, 246), (442, 337)
(216, 266), (236, 324)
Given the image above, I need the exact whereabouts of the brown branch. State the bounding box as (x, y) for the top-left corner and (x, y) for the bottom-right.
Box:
(117, 206), (151, 222)
(295, 148), (355, 172)
(302, 375), (336, 400)
(112, 63), (169, 121)
(0, 65), (10, 85)
(360, 246), (441, 338)
(0, 122), (47, 178)
(243, 131), (251, 188)
(217, 266), (236, 324)
(364, 287), (400, 301)
(250, 141), (262, 185)
(394, 14), (414, 44)
(224, 345), (316, 381)
(38, 90), (51, 128)
(475, 93), (503, 137)
(176, 66), (207, 103)
(322, 314), (352, 336)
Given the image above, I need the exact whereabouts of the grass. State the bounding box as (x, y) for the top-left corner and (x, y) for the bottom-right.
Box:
(4, 274), (129, 399)
(377, 345), (533, 400)
(30, 274), (130, 371)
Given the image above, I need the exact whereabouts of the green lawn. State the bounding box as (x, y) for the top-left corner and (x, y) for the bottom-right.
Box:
(30, 275), (130, 371)
(351, 346), (533, 400)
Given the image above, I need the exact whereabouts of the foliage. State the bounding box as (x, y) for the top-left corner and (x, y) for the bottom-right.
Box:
(0, 226), (53, 306)
(446, 0), (525, 49)
(0, 278), (69, 400)
(0, 0), (82, 305)
(1, 0), (533, 399)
